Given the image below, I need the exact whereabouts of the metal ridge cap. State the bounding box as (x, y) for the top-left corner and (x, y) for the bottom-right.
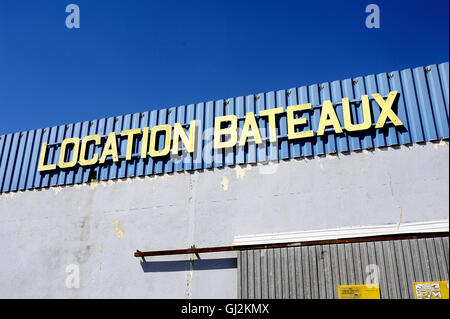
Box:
(232, 219), (450, 246)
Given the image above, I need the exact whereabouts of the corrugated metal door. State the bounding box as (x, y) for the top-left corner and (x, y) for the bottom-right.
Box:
(237, 237), (449, 299)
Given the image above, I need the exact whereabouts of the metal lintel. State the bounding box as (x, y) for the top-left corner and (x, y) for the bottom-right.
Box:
(134, 232), (449, 258)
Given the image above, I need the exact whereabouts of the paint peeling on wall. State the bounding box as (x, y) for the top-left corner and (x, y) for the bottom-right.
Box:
(433, 140), (449, 149)
(89, 181), (99, 190)
(221, 176), (229, 191)
(235, 165), (252, 180)
(114, 220), (124, 238)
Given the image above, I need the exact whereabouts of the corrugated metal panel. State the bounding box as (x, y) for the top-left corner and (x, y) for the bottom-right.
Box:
(238, 237), (449, 299)
(0, 62), (448, 193)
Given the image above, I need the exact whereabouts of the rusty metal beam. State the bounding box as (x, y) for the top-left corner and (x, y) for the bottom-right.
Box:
(134, 232), (449, 258)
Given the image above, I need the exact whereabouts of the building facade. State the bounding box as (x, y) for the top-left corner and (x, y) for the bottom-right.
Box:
(0, 62), (448, 299)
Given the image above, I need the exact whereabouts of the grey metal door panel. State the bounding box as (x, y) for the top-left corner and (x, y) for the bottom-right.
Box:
(238, 237), (449, 299)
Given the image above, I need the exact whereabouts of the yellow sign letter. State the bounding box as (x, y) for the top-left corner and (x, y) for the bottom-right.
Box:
(99, 132), (119, 164)
(121, 128), (142, 161)
(38, 142), (57, 172)
(239, 112), (262, 146)
(343, 95), (372, 132)
(259, 107), (284, 143)
(317, 100), (343, 136)
(287, 104), (314, 140)
(172, 121), (196, 155)
(214, 115), (238, 149)
(149, 125), (172, 157)
(140, 127), (149, 159)
(58, 137), (80, 169)
(79, 135), (101, 166)
(373, 91), (403, 128)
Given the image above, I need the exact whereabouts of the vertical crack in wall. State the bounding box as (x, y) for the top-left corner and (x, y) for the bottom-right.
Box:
(185, 173), (196, 298)
(378, 148), (405, 230)
(387, 170), (403, 230)
(185, 254), (195, 299)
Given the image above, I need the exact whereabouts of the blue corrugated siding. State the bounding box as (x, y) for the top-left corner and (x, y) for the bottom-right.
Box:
(0, 62), (448, 194)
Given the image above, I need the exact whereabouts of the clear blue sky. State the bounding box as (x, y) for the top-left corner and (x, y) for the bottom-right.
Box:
(0, 0), (448, 135)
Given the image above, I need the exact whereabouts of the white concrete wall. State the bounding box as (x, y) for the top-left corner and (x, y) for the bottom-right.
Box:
(0, 141), (448, 298)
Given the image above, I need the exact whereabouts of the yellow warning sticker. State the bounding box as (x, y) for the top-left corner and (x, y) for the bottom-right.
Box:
(338, 285), (381, 299)
(414, 281), (449, 299)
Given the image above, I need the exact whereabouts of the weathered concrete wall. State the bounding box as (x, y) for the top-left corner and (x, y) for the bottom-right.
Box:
(0, 141), (448, 298)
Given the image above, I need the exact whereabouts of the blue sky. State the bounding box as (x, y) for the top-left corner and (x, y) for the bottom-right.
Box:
(0, 0), (448, 135)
